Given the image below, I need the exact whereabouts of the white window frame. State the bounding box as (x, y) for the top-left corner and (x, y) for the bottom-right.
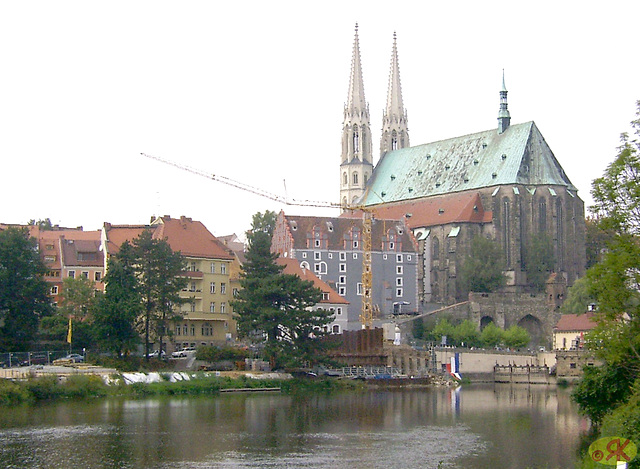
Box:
(340, 252), (346, 261)
(396, 288), (403, 297)
(339, 275), (346, 284)
(396, 266), (403, 275)
(339, 264), (346, 272)
(353, 253), (358, 259)
(396, 277), (403, 287)
(220, 263), (227, 274)
(396, 254), (403, 263)
(356, 283), (363, 296)
(339, 286), (346, 296)
(314, 251), (321, 260)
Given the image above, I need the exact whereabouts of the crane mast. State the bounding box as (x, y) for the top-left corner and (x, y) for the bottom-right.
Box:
(141, 152), (376, 329)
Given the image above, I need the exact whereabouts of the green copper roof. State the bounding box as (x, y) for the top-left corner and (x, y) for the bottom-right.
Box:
(363, 121), (576, 206)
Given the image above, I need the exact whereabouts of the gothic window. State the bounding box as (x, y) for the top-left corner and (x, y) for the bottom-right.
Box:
(538, 198), (547, 233)
(353, 125), (359, 153)
(353, 172), (359, 185)
(391, 130), (398, 151)
(556, 199), (564, 269)
(502, 197), (512, 267)
(364, 173), (369, 184)
(433, 237), (440, 261)
(343, 172), (348, 185)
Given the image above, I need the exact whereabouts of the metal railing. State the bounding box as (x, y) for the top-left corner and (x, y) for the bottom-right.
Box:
(0, 350), (84, 368)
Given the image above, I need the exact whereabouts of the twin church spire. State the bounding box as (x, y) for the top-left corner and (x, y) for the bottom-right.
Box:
(340, 25), (408, 207)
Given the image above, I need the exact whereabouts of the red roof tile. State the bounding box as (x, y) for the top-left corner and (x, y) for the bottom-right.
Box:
(555, 313), (597, 332)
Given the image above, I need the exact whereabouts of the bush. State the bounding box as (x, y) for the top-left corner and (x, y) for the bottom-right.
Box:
(196, 345), (250, 363)
(0, 379), (32, 405)
(63, 375), (108, 398)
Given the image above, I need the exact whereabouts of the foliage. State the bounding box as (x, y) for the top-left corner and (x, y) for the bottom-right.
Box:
(412, 318), (425, 340)
(572, 365), (634, 426)
(27, 218), (54, 230)
(232, 212), (335, 369)
(58, 276), (97, 321)
(479, 322), (504, 348)
(131, 230), (187, 359)
(0, 379), (32, 406)
(560, 276), (596, 314)
(459, 235), (507, 295)
(523, 232), (555, 292)
(196, 345), (250, 362)
(585, 216), (616, 269)
(39, 312), (94, 350)
(92, 242), (141, 357)
(0, 227), (52, 350)
(251, 210), (277, 237)
(502, 325), (531, 349)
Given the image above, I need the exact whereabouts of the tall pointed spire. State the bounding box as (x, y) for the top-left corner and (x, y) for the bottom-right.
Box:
(340, 23), (373, 208)
(498, 69), (511, 134)
(346, 23), (367, 115)
(380, 31), (409, 156)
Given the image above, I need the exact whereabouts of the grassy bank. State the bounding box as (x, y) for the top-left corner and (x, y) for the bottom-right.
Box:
(0, 374), (363, 406)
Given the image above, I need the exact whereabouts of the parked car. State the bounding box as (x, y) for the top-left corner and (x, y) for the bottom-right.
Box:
(146, 350), (167, 359)
(63, 353), (85, 363)
(171, 347), (196, 358)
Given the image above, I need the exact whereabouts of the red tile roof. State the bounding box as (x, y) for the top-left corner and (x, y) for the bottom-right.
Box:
(277, 257), (348, 305)
(554, 313), (597, 332)
(358, 191), (492, 229)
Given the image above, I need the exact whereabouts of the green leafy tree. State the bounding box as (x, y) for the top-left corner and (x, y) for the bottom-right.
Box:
(480, 322), (504, 348)
(523, 233), (555, 292)
(232, 212), (334, 369)
(132, 230), (187, 360)
(459, 236), (507, 295)
(27, 218), (54, 230)
(572, 102), (640, 453)
(560, 276), (595, 314)
(502, 325), (530, 349)
(0, 227), (52, 350)
(428, 318), (456, 345)
(58, 276), (97, 321)
(92, 242), (141, 357)
(451, 320), (481, 347)
(585, 216), (616, 269)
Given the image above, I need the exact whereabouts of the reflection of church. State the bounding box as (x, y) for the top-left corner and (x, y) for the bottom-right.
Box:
(339, 25), (586, 305)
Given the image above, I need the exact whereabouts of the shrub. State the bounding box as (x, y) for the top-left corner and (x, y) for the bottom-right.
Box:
(0, 379), (32, 406)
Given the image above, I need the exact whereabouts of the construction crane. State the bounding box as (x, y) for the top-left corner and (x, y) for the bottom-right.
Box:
(141, 152), (377, 329)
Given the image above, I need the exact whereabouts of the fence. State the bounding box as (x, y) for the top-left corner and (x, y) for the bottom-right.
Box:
(0, 350), (85, 368)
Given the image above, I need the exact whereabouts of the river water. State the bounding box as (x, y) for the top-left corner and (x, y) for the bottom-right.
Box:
(0, 384), (589, 469)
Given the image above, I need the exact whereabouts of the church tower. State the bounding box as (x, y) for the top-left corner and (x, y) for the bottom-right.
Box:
(340, 24), (373, 208)
(380, 32), (409, 156)
(498, 70), (511, 134)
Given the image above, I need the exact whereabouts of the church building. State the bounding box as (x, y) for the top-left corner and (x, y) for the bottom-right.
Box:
(339, 25), (586, 307)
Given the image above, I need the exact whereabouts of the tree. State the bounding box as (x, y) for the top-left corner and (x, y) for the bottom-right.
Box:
(560, 276), (595, 314)
(523, 233), (555, 292)
(58, 276), (97, 321)
(479, 322), (504, 348)
(459, 235), (507, 295)
(232, 212), (334, 369)
(502, 325), (530, 350)
(572, 102), (640, 449)
(585, 216), (616, 269)
(0, 227), (52, 350)
(92, 241), (141, 357)
(132, 230), (187, 360)
(27, 218), (54, 230)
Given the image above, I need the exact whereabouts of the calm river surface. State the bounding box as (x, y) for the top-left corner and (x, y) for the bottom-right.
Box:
(0, 384), (589, 469)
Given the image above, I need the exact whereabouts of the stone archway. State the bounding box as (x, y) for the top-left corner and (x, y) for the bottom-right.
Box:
(480, 316), (494, 331)
(517, 314), (544, 347)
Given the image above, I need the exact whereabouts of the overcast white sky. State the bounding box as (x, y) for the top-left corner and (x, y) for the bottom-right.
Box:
(1, 1), (638, 239)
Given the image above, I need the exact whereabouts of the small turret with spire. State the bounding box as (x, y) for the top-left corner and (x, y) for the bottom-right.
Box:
(380, 31), (409, 156)
(498, 70), (511, 134)
(340, 23), (373, 207)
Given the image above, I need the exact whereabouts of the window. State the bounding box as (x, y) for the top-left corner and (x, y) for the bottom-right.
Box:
(357, 283), (363, 295)
(353, 253), (358, 259)
(45, 243), (54, 250)
(51, 286), (58, 295)
(190, 326), (195, 336)
(383, 254), (388, 260)
(220, 264), (227, 274)
(220, 283), (226, 294)
(396, 266), (403, 275)
(210, 302), (215, 313)
(314, 239), (321, 248)
(176, 325), (181, 336)
(339, 264), (346, 272)
(183, 325), (188, 335)
(389, 242), (395, 250)
(220, 302), (226, 314)
(322, 292), (329, 301)
(353, 172), (359, 184)
(332, 325), (340, 334)
(396, 288), (403, 297)
(232, 288), (239, 297)
(302, 252), (307, 258)
(189, 282), (196, 292)
(314, 262), (327, 274)
(300, 261), (310, 270)
(81, 271), (89, 279)
(68, 271), (75, 279)
(340, 252), (346, 261)
(353, 241), (359, 249)
(210, 263), (216, 273)
(337, 307), (342, 315)
(343, 172), (348, 185)
(210, 282), (216, 294)
(396, 278), (403, 287)
(339, 286), (346, 296)
(328, 253), (333, 259)
(95, 271), (102, 282)
(189, 261), (197, 272)
(314, 251), (321, 260)
(190, 303), (196, 312)
(569, 363), (577, 369)
(407, 255), (412, 261)
(339, 275), (346, 284)
(44, 255), (56, 262)
(396, 254), (403, 263)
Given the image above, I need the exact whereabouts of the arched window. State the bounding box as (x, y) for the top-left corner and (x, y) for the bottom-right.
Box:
(538, 198), (547, 233)
(353, 125), (359, 153)
(433, 237), (440, 261)
(556, 198), (564, 269)
(353, 172), (359, 185)
(391, 130), (398, 150)
(343, 172), (348, 185)
(502, 197), (511, 267)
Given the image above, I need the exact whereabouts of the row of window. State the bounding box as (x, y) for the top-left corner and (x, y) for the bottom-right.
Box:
(303, 251), (410, 262)
(335, 284), (404, 298)
(185, 261), (228, 274)
(66, 270), (102, 281)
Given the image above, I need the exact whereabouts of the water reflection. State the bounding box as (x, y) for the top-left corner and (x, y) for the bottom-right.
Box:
(0, 384), (588, 469)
